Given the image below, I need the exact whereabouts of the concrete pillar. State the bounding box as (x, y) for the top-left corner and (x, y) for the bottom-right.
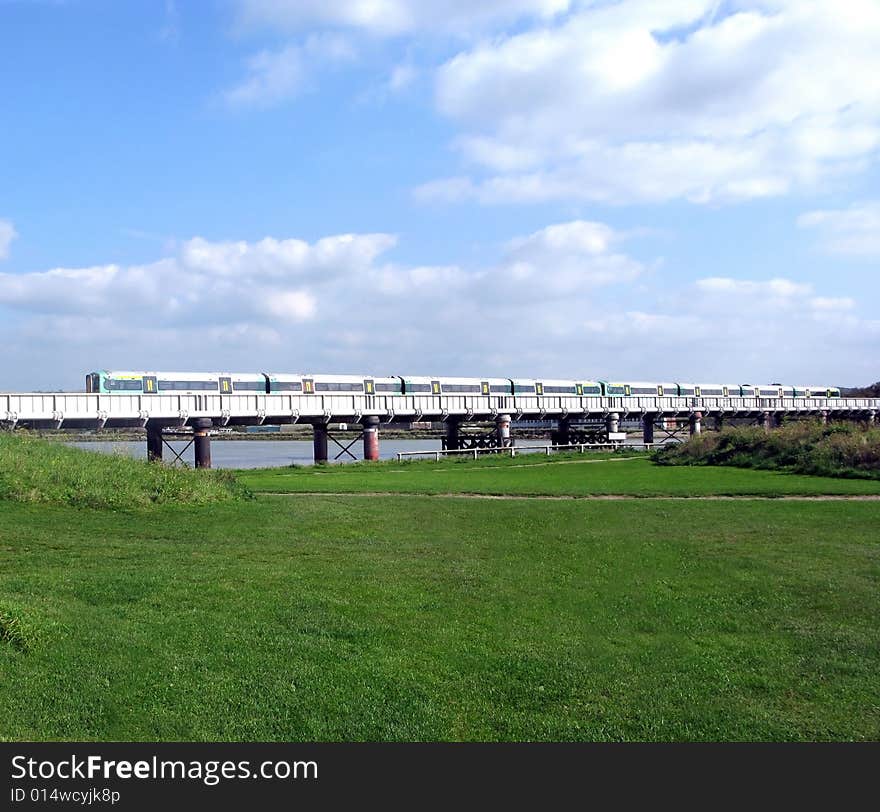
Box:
(819, 410), (829, 426)
(146, 425), (163, 462)
(642, 413), (655, 445)
(689, 411), (702, 436)
(868, 410), (877, 427)
(445, 419), (461, 451)
(363, 416), (380, 461)
(606, 412), (620, 435)
(555, 418), (571, 447)
(762, 411), (772, 432)
(313, 423), (328, 464)
(192, 418), (213, 469)
(495, 414), (512, 448)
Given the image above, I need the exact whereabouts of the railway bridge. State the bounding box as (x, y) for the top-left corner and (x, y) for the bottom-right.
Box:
(2, 390), (878, 467)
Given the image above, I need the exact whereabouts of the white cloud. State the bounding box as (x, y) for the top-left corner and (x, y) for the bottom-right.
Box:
(1, 224), (875, 390)
(798, 202), (880, 257)
(422, 0), (880, 204)
(0, 219), (17, 261)
(695, 277), (812, 298)
(234, 0), (572, 36)
(224, 34), (355, 108)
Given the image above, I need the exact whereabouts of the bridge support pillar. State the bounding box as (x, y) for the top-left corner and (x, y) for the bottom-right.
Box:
(819, 410), (829, 426)
(689, 411), (702, 436)
(868, 410), (877, 427)
(642, 414), (655, 445)
(313, 424), (328, 464)
(496, 414), (512, 448)
(146, 425), (163, 462)
(606, 412), (620, 437)
(445, 419), (461, 451)
(553, 418), (571, 447)
(762, 411), (772, 431)
(363, 416), (380, 461)
(193, 418), (213, 469)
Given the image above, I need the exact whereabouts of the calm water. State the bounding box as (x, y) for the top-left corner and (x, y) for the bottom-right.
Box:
(66, 437), (600, 469)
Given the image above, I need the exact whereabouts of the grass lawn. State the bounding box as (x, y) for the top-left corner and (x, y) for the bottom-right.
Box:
(2, 488), (878, 740)
(238, 454), (880, 497)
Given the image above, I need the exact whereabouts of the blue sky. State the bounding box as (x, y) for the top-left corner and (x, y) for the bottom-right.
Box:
(1, 0), (878, 390)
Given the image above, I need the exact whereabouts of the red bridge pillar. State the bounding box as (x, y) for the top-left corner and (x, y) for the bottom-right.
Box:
(363, 416), (380, 461)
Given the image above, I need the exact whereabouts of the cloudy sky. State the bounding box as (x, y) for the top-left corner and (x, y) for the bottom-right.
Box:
(1, 0), (878, 391)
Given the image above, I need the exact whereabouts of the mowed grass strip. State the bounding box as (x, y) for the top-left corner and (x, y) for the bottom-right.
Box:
(239, 455), (880, 497)
(1, 496), (878, 741)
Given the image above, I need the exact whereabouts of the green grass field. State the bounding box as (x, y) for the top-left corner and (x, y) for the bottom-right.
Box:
(2, 444), (879, 741)
(239, 454), (880, 497)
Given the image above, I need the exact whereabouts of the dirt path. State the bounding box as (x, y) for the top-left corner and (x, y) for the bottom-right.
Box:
(257, 491), (880, 501)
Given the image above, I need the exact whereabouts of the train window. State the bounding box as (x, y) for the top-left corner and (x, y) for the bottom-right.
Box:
(632, 387), (657, 395)
(513, 384), (536, 394)
(375, 383), (402, 393)
(491, 385), (511, 394)
(106, 378), (144, 391)
(607, 385), (626, 396)
(232, 381), (263, 391)
(315, 382), (364, 392)
(404, 383), (432, 393)
(442, 384), (481, 393)
(158, 380), (218, 391)
(543, 386), (577, 394)
(273, 381), (303, 392)
(582, 386), (601, 396)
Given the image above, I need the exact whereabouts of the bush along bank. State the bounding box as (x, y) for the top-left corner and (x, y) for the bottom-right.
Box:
(652, 421), (880, 480)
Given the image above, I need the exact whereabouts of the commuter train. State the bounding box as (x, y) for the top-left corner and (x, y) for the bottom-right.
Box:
(85, 371), (841, 399)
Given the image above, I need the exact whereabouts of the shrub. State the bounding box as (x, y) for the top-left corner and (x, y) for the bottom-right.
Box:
(653, 421), (880, 479)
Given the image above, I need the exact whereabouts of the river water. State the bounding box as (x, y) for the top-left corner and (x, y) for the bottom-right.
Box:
(66, 438), (575, 469)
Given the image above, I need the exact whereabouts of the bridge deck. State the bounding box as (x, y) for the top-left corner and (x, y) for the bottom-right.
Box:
(2, 392), (878, 430)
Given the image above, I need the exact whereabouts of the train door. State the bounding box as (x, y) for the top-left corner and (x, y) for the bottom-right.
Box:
(142, 376), (157, 394)
(219, 377), (232, 394)
(303, 378), (315, 395)
(431, 380), (441, 396)
(364, 378), (375, 409)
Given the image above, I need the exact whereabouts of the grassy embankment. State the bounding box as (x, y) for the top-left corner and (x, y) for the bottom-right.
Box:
(653, 422), (880, 480)
(1, 435), (879, 741)
(0, 431), (247, 509)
